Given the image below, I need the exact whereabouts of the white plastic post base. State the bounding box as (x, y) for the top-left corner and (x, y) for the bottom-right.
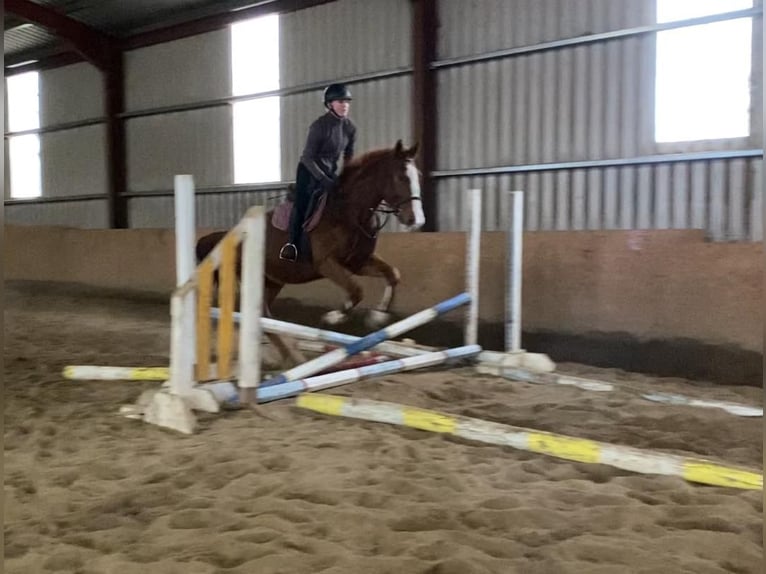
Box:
(143, 390), (198, 435)
(474, 350), (556, 375)
(119, 384), (227, 435)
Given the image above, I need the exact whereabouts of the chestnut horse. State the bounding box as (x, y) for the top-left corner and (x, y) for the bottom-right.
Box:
(195, 140), (425, 365)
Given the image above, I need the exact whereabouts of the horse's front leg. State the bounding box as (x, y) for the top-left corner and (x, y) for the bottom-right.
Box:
(355, 253), (401, 329)
(316, 257), (364, 325)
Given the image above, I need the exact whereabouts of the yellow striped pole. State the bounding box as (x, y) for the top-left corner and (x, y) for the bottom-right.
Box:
(297, 394), (762, 491)
(63, 366), (169, 381)
(217, 233), (238, 380)
(195, 259), (214, 381)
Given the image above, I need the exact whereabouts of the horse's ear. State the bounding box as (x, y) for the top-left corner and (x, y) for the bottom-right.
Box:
(407, 142), (419, 158)
(394, 139), (404, 156)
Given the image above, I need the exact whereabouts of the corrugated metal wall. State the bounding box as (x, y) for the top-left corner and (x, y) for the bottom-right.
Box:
(434, 0), (763, 241)
(128, 188), (289, 229)
(126, 108), (234, 192)
(437, 158), (762, 240)
(125, 30), (231, 111)
(39, 63), (107, 211)
(5, 0), (762, 241)
(40, 62), (104, 124)
(6, 61), (110, 227)
(42, 125), (107, 198)
(125, 29), (235, 224)
(280, 0), (411, 87)
(5, 199), (109, 228)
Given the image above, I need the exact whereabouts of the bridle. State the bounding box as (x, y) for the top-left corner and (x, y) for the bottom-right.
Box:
(355, 195), (422, 239)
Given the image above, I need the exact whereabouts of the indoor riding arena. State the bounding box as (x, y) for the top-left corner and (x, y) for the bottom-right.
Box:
(5, 1), (763, 573)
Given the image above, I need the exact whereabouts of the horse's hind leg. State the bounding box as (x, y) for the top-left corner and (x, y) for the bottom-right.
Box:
(355, 254), (401, 329)
(316, 257), (364, 326)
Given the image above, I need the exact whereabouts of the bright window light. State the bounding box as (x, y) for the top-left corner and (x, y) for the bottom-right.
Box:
(233, 98), (281, 183)
(8, 135), (43, 199)
(231, 14), (281, 184)
(655, 0), (753, 142)
(6, 71), (42, 198)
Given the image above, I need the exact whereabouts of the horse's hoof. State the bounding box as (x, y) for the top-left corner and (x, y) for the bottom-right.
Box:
(365, 310), (390, 329)
(322, 310), (347, 325)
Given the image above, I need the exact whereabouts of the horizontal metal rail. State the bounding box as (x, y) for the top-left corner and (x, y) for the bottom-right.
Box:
(431, 149), (765, 178)
(6, 148), (762, 205)
(4, 117), (106, 138)
(123, 182), (292, 199)
(5, 193), (107, 206)
(119, 67), (413, 120)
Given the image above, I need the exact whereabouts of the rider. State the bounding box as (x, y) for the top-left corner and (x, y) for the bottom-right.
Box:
(279, 83), (357, 262)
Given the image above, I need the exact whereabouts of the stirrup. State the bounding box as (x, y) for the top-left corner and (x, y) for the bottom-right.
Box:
(279, 243), (298, 261)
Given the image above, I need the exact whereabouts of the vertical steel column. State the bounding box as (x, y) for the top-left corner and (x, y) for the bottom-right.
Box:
(412, 0), (438, 231)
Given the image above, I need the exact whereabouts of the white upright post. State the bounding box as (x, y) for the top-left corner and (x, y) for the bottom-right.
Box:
(506, 190), (524, 353)
(238, 205), (266, 404)
(464, 188), (482, 347)
(170, 174), (196, 395)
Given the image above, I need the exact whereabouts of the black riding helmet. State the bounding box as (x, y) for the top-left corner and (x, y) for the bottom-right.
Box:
(323, 83), (353, 107)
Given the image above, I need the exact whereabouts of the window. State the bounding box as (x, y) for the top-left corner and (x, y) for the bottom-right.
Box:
(6, 71), (42, 198)
(655, 0), (753, 143)
(231, 14), (281, 184)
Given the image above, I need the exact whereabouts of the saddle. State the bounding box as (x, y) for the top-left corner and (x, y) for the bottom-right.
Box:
(271, 184), (328, 234)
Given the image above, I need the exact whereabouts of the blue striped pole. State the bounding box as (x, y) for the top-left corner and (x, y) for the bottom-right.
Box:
(259, 292), (472, 388)
(257, 345), (481, 403)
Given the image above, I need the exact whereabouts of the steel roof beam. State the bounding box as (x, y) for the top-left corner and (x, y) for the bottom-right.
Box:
(5, 0), (118, 70)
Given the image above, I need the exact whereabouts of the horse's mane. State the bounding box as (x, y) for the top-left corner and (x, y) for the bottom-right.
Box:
(337, 148), (394, 189)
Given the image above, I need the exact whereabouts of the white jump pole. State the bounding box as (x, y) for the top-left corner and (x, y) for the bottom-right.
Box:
(210, 308), (435, 358)
(507, 191), (524, 353)
(464, 188), (482, 347)
(257, 344), (482, 403)
(237, 206), (266, 404)
(169, 175), (196, 396)
(261, 293), (472, 388)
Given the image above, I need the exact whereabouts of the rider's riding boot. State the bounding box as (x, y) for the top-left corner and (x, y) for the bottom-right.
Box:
(280, 214), (303, 262)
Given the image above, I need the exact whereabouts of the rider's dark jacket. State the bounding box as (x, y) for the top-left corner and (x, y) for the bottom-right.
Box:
(299, 111), (357, 186)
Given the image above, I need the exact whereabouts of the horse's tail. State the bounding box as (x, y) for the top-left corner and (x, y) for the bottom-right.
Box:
(195, 230), (227, 264)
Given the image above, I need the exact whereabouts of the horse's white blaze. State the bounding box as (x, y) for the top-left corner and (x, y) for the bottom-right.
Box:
(406, 161), (426, 229)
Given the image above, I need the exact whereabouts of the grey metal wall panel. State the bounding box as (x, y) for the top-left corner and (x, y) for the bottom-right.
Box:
(128, 190), (289, 229)
(436, 36), (656, 171)
(437, 0), (653, 60)
(40, 62), (104, 126)
(280, 0), (411, 89)
(126, 107), (233, 192)
(751, 7), (763, 144)
(750, 157), (763, 241)
(434, 0), (760, 241)
(41, 125), (107, 198)
(5, 200), (108, 228)
(434, 157), (762, 240)
(125, 29), (231, 112)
